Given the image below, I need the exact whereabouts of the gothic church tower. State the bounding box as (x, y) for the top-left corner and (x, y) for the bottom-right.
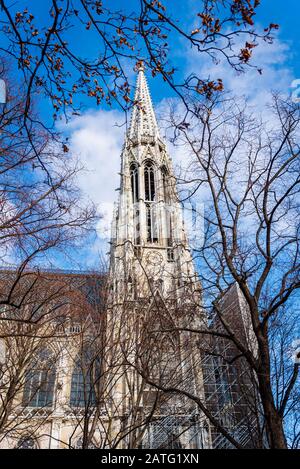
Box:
(110, 63), (200, 302)
(109, 64), (209, 449)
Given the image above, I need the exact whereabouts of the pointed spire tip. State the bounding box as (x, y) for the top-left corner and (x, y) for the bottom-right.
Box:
(129, 60), (159, 139)
(136, 60), (145, 72)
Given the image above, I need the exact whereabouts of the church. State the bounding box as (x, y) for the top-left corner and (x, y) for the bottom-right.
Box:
(0, 65), (256, 449)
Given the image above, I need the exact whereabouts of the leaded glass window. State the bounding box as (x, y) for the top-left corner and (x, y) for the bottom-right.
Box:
(70, 347), (101, 407)
(23, 349), (56, 408)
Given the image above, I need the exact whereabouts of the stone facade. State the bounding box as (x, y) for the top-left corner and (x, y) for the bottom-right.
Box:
(108, 65), (209, 449)
(0, 67), (256, 450)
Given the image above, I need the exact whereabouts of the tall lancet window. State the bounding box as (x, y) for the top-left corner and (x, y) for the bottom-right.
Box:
(70, 346), (101, 408)
(144, 161), (158, 242)
(23, 349), (56, 408)
(162, 166), (174, 258)
(144, 161), (155, 201)
(130, 163), (139, 203)
(130, 163), (140, 244)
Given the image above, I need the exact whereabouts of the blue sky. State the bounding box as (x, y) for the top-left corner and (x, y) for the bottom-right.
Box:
(14, 0), (300, 114)
(61, 0), (300, 270)
(3, 1), (300, 270)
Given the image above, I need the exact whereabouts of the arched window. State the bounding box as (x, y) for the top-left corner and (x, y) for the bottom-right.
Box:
(144, 161), (158, 242)
(144, 161), (155, 201)
(23, 349), (56, 408)
(130, 163), (139, 203)
(70, 346), (101, 407)
(131, 163), (140, 244)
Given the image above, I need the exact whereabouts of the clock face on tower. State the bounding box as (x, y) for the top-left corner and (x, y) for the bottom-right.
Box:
(146, 251), (163, 266)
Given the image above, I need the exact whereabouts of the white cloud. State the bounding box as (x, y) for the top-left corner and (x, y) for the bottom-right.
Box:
(60, 109), (126, 264)
(67, 109), (124, 204)
(156, 34), (295, 173)
(155, 34), (297, 245)
(61, 35), (295, 266)
(186, 33), (294, 110)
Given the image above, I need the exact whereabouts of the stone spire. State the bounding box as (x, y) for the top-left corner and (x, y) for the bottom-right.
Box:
(128, 63), (160, 140)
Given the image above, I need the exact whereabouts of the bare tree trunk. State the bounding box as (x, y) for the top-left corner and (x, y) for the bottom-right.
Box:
(257, 333), (287, 449)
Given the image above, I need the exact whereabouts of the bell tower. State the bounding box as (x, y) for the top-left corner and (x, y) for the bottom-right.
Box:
(109, 65), (209, 449)
(110, 64), (200, 303)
